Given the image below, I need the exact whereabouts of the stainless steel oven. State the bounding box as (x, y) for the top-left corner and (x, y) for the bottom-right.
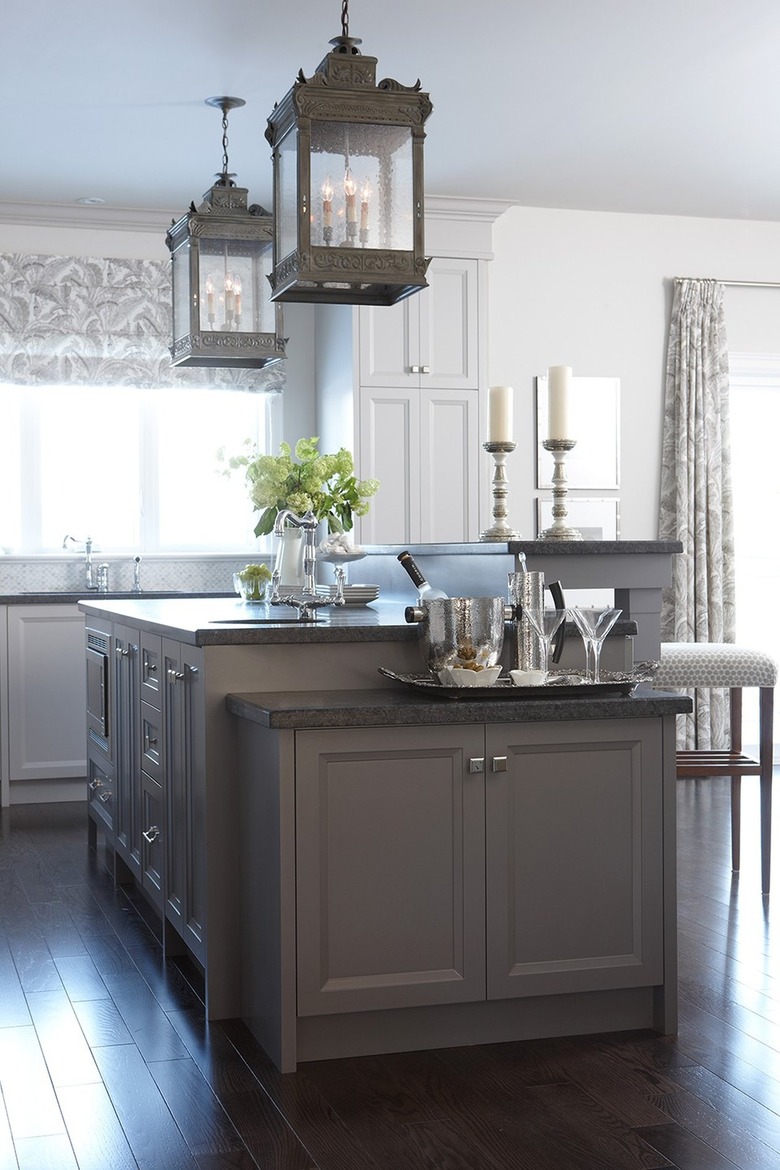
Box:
(86, 628), (110, 749)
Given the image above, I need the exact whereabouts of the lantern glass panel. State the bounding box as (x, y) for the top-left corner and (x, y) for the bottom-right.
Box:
(197, 241), (272, 334)
(171, 241), (193, 342)
(309, 121), (414, 251)
(277, 132), (299, 261)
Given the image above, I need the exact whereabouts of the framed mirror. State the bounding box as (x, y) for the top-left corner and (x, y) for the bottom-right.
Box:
(536, 375), (621, 490)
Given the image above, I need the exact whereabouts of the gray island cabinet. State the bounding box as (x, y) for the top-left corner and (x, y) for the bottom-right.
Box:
(229, 690), (687, 1072)
(78, 541), (689, 1072)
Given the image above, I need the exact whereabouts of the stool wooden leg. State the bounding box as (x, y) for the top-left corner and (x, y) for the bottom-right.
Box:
(730, 688), (742, 872)
(759, 686), (774, 895)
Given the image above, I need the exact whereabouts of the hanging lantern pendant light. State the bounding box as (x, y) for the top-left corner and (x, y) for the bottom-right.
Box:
(266, 0), (433, 306)
(166, 97), (286, 368)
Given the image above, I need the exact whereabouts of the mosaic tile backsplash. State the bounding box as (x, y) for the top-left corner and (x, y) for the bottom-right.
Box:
(0, 554), (268, 596)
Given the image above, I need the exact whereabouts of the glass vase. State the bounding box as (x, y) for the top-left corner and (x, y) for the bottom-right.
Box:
(274, 527), (305, 587)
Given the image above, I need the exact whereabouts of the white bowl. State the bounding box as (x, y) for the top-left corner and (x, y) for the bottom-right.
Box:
(510, 669), (548, 687)
(443, 665), (502, 687)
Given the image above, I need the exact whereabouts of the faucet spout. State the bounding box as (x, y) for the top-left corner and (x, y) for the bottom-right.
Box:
(62, 534), (96, 590)
(270, 509), (345, 619)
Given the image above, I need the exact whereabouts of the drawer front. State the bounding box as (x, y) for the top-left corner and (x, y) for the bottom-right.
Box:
(141, 771), (164, 910)
(141, 700), (162, 782)
(140, 632), (162, 709)
(87, 754), (114, 832)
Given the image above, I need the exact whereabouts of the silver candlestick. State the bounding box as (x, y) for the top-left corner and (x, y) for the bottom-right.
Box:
(480, 441), (521, 541)
(539, 438), (583, 540)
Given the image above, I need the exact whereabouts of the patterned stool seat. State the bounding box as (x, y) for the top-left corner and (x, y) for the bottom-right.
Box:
(655, 643), (778, 690)
(657, 641), (776, 893)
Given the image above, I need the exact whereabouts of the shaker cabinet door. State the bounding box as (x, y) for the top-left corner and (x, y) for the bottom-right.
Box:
(295, 724), (486, 1016)
(485, 718), (665, 1000)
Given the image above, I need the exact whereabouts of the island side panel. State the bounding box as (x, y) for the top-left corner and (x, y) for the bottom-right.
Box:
(236, 720), (298, 1073)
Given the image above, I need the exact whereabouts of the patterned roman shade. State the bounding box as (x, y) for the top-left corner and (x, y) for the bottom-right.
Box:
(0, 252), (285, 392)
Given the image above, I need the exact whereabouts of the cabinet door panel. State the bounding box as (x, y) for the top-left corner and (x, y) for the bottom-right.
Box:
(485, 719), (664, 1000)
(420, 390), (479, 543)
(423, 259), (479, 388)
(358, 298), (418, 387)
(358, 388), (420, 544)
(113, 624), (140, 875)
(296, 724), (486, 1016)
(7, 605), (86, 781)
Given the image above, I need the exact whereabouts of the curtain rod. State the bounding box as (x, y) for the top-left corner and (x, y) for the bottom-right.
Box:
(675, 277), (780, 289)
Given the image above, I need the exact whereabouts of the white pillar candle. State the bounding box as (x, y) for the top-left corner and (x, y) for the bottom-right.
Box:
(547, 365), (572, 440)
(487, 385), (513, 443)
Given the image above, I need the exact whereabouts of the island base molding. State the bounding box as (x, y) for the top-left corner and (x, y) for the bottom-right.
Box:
(253, 986), (670, 1075)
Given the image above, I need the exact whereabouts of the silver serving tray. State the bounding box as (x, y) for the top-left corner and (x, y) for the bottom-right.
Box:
(378, 666), (644, 700)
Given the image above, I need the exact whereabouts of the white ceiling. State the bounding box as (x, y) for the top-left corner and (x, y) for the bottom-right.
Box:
(4, 0), (780, 223)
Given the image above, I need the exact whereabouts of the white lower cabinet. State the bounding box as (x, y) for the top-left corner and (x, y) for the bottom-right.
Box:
(6, 604), (86, 787)
(295, 718), (663, 1016)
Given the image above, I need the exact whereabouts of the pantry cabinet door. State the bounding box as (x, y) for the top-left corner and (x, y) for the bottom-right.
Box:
(357, 387), (420, 544)
(419, 388), (480, 543)
(295, 724), (486, 1016)
(485, 718), (665, 1001)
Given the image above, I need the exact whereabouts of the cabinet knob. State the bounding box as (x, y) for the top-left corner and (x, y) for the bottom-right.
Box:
(410, 364), (421, 374)
(98, 791), (111, 803)
(421, 365), (431, 374)
(142, 826), (161, 843)
(144, 733), (158, 749)
(468, 758), (485, 773)
(491, 756), (508, 772)
(115, 646), (129, 657)
(145, 662), (158, 673)
(167, 669), (185, 683)
(89, 777), (102, 790)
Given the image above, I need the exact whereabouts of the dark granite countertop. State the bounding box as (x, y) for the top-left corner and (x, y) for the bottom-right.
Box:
(77, 596), (639, 648)
(78, 596), (420, 645)
(226, 685), (691, 730)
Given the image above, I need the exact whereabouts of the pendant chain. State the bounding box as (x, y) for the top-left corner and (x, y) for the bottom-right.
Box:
(341, 0), (349, 38)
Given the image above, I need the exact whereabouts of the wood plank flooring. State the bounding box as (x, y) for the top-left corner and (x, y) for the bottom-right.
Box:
(1, 777), (779, 1169)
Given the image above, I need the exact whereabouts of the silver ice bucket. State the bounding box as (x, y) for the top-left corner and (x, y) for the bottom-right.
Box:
(405, 596), (514, 673)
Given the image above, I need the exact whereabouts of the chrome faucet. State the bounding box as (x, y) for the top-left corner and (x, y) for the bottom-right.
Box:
(133, 555), (142, 593)
(62, 534), (96, 590)
(270, 509), (345, 620)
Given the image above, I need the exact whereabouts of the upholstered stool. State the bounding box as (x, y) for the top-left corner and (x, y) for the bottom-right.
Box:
(655, 643), (777, 893)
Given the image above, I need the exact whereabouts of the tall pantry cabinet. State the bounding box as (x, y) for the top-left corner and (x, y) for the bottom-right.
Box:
(316, 200), (505, 545)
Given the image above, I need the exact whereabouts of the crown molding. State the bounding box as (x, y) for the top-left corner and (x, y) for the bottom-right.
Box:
(0, 200), (179, 233)
(424, 195), (513, 224)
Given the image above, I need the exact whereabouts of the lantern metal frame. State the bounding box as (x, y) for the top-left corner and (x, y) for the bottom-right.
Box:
(265, 3), (433, 306)
(166, 97), (286, 369)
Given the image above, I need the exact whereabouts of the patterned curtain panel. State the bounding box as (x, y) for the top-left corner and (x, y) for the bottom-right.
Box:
(0, 253), (284, 392)
(659, 278), (735, 749)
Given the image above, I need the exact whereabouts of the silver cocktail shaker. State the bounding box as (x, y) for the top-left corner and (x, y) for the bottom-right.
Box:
(508, 570), (545, 670)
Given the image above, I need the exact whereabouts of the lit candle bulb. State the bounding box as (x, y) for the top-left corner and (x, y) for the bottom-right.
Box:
(360, 179), (371, 232)
(205, 277), (215, 322)
(322, 176), (333, 228)
(233, 276), (242, 323)
(224, 275), (234, 316)
(344, 167), (357, 223)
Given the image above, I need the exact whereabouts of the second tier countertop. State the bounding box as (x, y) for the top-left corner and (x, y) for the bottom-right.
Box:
(226, 685), (692, 729)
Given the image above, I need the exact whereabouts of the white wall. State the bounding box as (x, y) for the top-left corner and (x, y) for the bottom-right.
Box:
(488, 206), (780, 539)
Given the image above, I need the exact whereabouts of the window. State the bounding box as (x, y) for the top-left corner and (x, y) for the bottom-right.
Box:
(728, 353), (780, 749)
(0, 384), (278, 554)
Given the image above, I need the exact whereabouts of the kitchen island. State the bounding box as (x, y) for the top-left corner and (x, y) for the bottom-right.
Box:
(80, 568), (690, 1072)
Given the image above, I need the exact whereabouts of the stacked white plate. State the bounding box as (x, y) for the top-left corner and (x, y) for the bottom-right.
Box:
(318, 583), (380, 606)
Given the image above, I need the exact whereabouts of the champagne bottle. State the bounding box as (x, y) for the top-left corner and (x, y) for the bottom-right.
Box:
(397, 551), (448, 599)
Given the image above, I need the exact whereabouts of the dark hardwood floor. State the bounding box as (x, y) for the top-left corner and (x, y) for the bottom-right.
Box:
(1, 776), (779, 1170)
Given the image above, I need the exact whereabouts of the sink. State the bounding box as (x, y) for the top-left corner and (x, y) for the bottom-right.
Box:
(209, 617), (319, 625)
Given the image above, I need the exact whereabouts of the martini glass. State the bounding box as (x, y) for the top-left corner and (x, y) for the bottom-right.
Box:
(523, 608), (567, 677)
(570, 606), (622, 683)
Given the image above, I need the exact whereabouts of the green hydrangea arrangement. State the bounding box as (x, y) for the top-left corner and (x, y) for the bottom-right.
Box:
(222, 437), (379, 537)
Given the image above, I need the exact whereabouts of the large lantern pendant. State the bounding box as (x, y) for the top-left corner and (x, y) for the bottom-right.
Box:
(265, 2), (433, 306)
(166, 97), (286, 369)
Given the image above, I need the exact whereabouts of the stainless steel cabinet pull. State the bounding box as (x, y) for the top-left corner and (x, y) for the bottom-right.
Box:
(115, 646), (129, 657)
(142, 826), (160, 843)
(410, 364), (421, 373)
(98, 791), (111, 803)
(491, 756), (508, 772)
(89, 777), (101, 790)
(468, 758), (485, 773)
(145, 662), (158, 672)
(144, 733), (158, 748)
(421, 365), (431, 374)
(167, 669), (185, 683)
